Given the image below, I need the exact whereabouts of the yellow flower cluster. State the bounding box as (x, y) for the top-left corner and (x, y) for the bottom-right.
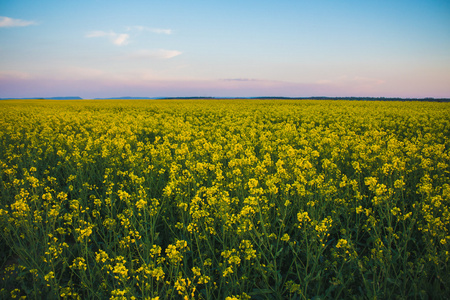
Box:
(165, 240), (189, 265)
(0, 99), (449, 299)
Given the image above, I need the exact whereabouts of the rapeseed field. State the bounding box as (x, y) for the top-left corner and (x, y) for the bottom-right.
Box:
(0, 99), (449, 299)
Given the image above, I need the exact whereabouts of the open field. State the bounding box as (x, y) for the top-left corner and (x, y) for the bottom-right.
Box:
(1, 99), (449, 299)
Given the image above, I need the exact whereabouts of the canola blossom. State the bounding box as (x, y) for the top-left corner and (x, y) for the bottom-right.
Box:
(0, 99), (449, 299)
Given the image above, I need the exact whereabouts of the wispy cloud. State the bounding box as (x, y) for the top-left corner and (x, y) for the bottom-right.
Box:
(127, 49), (182, 59)
(86, 30), (129, 46)
(86, 25), (173, 46)
(127, 26), (173, 34)
(112, 34), (129, 46)
(0, 16), (37, 27)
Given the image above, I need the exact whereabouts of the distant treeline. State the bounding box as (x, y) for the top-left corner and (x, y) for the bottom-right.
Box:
(1, 96), (449, 102)
(250, 96), (450, 102)
(151, 96), (450, 102)
(0, 97), (83, 100)
(100, 96), (450, 102)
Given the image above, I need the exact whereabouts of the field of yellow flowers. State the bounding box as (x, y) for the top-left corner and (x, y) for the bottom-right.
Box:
(0, 99), (449, 299)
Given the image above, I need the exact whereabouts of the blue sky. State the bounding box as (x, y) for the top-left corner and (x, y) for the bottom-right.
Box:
(1, 0), (449, 98)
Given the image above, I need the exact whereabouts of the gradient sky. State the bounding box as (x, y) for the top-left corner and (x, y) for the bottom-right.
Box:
(1, 0), (449, 98)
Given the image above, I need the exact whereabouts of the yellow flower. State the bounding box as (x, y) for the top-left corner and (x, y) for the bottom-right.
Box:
(297, 211), (311, 229)
(247, 178), (258, 189)
(239, 240), (257, 260)
(74, 221), (94, 242)
(228, 255), (241, 265)
(364, 177), (378, 191)
(336, 239), (348, 248)
(70, 257), (87, 271)
(356, 206), (364, 214)
(192, 266), (201, 277)
(281, 233), (290, 242)
(150, 245), (162, 258)
(150, 266), (165, 281)
(110, 289), (128, 300)
(165, 243), (185, 264)
(112, 261), (129, 280)
(135, 198), (147, 211)
(223, 266), (234, 277)
(44, 271), (55, 282)
(95, 249), (109, 263)
(391, 207), (401, 216)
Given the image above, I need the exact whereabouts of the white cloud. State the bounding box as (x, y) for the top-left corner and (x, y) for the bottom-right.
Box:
(113, 33), (129, 46)
(86, 25), (173, 46)
(128, 49), (182, 59)
(127, 26), (173, 34)
(86, 30), (129, 46)
(0, 16), (37, 27)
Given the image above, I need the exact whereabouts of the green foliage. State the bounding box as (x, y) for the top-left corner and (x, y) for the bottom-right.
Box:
(0, 99), (449, 299)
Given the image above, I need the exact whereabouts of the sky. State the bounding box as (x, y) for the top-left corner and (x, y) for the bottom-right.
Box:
(1, 0), (449, 98)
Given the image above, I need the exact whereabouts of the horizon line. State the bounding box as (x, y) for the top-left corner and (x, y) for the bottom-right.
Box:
(1, 96), (450, 101)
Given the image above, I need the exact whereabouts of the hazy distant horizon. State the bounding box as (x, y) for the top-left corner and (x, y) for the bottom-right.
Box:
(2, 96), (449, 102)
(1, 0), (449, 99)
